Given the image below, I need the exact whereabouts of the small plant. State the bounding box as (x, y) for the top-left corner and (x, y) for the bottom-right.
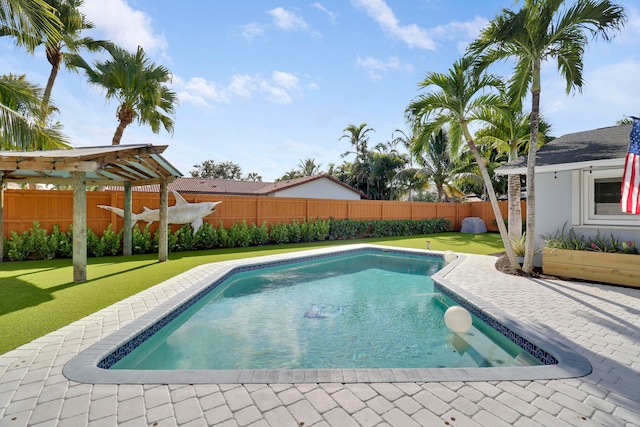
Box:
(543, 224), (638, 255)
(622, 241), (639, 254)
(509, 233), (526, 257)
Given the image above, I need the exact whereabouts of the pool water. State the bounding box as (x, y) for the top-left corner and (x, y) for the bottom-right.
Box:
(112, 251), (541, 370)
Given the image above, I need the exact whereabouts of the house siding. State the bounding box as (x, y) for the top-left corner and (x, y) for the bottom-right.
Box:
(272, 179), (361, 200)
(536, 169), (640, 259)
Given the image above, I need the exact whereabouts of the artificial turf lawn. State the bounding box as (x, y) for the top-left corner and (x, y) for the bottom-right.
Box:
(0, 232), (504, 354)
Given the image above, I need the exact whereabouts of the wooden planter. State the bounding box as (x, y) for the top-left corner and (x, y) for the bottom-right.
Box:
(542, 248), (640, 288)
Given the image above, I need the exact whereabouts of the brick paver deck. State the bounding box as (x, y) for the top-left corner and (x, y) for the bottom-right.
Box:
(1, 248), (638, 426)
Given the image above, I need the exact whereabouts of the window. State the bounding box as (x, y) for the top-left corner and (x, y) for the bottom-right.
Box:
(583, 169), (636, 225)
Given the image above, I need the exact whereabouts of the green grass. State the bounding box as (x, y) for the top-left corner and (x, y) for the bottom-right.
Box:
(0, 232), (503, 355)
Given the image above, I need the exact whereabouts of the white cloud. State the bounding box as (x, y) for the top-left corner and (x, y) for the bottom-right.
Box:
(173, 76), (228, 107)
(432, 16), (489, 53)
(239, 22), (266, 41)
(260, 71), (301, 104)
(356, 55), (411, 80)
(268, 7), (309, 31)
(311, 2), (337, 22)
(175, 72), (304, 107)
(228, 75), (256, 98)
(272, 71), (299, 90)
(351, 0), (435, 50)
(80, 0), (167, 54)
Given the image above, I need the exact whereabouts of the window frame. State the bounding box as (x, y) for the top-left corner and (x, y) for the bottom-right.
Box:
(581, 168), (637, 226)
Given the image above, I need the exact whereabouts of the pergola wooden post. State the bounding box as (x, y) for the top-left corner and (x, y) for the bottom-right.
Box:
(158, 177), (169, 262)
(72, 171), (87, 283)
(0, 177), (4, 262)
(123, 182), (132, 256)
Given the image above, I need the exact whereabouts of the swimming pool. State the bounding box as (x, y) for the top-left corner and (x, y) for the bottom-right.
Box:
(64, 244), (591, 384)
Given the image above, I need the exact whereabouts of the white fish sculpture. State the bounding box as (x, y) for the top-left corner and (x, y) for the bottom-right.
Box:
(98, 190), (221, 233)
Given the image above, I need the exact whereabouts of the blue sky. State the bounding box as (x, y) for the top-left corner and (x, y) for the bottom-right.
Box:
(1, 0), (639, 181)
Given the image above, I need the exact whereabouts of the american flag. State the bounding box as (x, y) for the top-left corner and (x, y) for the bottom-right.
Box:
(621, 117), (640, 214)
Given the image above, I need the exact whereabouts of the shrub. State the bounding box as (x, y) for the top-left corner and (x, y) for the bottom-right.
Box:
(228, 221), (252, 247)
(217, 221), (230, 247)
(6, 230), (33, 261)
(174, 224), (197, 251)
(328, 217), (450, 240)
(29, 221), (57, 260)
(288, 219), (303, 243)
(152, 226), (179, 252)
(102, 224), (123, 255)
(132, 223), (153, 254)
(87, 228), (103, 257)
(52, 225), (73, 258)
(269, 223), (290, 244)
(251, 222), (269, 246)
(87, 224), (122, 257)
(195, 222), (219, 249)
(314, 218), (331, 241)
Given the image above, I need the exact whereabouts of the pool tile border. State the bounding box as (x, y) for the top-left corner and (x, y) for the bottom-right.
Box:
(63, 244), (592, 384)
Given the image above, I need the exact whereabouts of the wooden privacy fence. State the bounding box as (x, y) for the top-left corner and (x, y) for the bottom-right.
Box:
(1, 189), (521, 238)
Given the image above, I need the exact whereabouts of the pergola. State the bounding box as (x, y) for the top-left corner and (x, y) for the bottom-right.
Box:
(0, 144), (182, 282)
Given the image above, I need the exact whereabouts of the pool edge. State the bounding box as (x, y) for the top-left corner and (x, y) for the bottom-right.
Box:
(63, 244), (592, 384)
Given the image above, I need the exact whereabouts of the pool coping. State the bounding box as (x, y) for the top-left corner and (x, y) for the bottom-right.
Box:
(63, 244), (592, 384)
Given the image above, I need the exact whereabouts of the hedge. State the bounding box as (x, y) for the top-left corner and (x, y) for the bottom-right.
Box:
(2, 217), (451, 261)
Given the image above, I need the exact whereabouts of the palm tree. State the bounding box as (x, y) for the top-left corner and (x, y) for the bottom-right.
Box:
(406, 56), (521, 269)
(1, 0), (68, 149)
(475, 93), (551, 241)
(70, 44), (177, 145)
(468, 0), (626, 273)
(368, 144), (408, 200)
(0, 0), (61, 49)
(297, 158), (322, 176)
(413, 129), (476, 202)
(389, 129), (431, 201)
(0, 74), (69, 150)
(38, 0), (111, 112)
(340, 123), (375, 196)
(340, 123), (373, 162)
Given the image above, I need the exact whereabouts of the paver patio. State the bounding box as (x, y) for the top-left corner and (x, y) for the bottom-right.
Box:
(0, 250), (638, 426)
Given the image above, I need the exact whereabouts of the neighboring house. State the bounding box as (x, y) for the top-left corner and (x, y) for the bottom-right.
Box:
(103, 174), (368, 200)
(496, 124), (640, 258)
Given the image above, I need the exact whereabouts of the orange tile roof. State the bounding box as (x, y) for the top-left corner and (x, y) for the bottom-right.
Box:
(102, 174), (368, 198)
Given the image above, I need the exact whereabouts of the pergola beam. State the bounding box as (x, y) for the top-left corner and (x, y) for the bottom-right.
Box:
(0, 161), (99, 172)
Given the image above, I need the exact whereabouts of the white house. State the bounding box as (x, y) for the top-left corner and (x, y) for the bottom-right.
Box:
(104, 174), (367, 200)
(496, 124), (640, 261)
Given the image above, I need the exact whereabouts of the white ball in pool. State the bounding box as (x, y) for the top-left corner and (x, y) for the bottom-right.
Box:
(444, 306), (472, 333)
(443, 250), (457, 263)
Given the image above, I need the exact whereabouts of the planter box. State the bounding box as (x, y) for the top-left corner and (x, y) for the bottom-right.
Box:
(542, 248), (640, 288)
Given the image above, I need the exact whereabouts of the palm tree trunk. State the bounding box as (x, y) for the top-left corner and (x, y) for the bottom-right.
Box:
(43, 50), (62, 114)
(462, 125), (520, 270)
(508, 174), (522, 240)
(523, 64), (541, 274)
(112, 121), (127, 145)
